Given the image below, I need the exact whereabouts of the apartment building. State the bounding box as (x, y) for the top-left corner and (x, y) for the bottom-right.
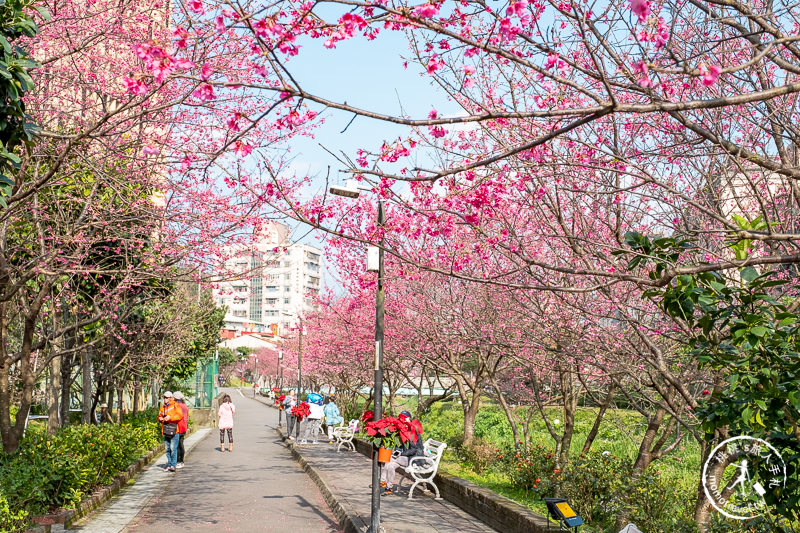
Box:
(213, 222), (322, 335)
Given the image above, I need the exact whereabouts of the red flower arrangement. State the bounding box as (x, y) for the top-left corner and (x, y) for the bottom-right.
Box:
(364, 416), (422, 449)
(275, 394), (286, 407)
(361, 410), (374, 423)
(291, 401), (311, 421)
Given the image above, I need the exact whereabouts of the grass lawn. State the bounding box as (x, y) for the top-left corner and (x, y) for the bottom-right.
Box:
(408, 397), (701, 530)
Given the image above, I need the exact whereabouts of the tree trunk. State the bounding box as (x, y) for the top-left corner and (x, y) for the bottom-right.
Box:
(614, 404), (669, 530)
(81, 348), (92, 424)
(59, 356), (72, 428)
(132, 381), (141, 416)
(582, 384), (615, 454)
(462, 391), (481, 445)
(107, 387), (115, 421)
(558, 369), (578, 466)
(116, 386), (124, 424)
(47, 356), (61, 435)
(489, 373), (520, 447)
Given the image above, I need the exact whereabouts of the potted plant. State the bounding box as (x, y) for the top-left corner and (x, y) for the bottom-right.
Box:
(275, 393), (286, 408)
(364, 415), (422, 463)
(291, 401), (311, 421)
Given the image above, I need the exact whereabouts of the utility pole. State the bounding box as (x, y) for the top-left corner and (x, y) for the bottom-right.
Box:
(297, 316), (303, 399)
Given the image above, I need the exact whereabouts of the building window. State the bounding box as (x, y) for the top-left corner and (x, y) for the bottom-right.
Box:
(284, 298), (290, 304)
(266, 298), (278, 305)
(265, 285), (278, 292)
(285, 286), (291, 292)
(233, 310), (247, 317)
(285, 273), (291, 280)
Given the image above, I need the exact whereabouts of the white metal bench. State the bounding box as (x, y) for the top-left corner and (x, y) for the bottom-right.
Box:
(333, 419), (358, 452)
(399, 438), (447, 500)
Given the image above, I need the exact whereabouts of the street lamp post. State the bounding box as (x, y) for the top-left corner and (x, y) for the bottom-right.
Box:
(330, 179), (385, 533)
(297, 317), (303, 399)
(277, 349), (284, 425)
(255, 354), (259, 392)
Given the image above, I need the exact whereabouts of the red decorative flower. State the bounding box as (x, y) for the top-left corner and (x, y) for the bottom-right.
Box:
(291, 402), (311, 421)
(364, 415), (422, 448)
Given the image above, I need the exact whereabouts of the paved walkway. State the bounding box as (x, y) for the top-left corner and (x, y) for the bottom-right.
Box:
(66, 429), (211, 533)
(70, 388), (340, 533)
(68, 389), (499, 533)
(255, 397), (498, 533)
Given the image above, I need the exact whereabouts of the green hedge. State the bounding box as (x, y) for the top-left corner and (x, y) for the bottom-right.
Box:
(0, 408), (161, 531)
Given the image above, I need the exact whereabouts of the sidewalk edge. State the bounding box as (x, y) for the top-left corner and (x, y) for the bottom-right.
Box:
(275, 426), (367, 533)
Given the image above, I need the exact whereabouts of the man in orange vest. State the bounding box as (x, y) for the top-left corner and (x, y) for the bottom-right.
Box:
(158, 391), (184, 472)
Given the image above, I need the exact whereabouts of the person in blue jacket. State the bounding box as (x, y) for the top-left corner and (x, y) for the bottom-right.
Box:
(323, 396), (343, 443)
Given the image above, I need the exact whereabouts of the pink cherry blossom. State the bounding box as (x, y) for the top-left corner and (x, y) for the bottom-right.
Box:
(632, 60), (651, 87)
(698, 63), (721, 86)
(234, 141), (253, 156)
(187, 0), (204, 14)
(629, 0), (650, 23)
(192, 83), (216, 101)
(413, 3), (439, 18)
(427, 56), (444, 74)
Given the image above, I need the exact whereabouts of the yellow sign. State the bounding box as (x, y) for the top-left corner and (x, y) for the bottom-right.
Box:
(555, 502), (576, 518)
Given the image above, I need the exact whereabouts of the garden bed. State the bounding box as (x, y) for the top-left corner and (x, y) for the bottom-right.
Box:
(0, 409), (163, 532)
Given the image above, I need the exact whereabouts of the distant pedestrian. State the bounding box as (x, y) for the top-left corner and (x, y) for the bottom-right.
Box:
(283, 390), (300, 440)
(323, 396), (342, 443)
(301, 392), (324, 444)
(96, 403), (110, 424)
(158, 391), (184, 472)
(174, 391), (190, 468)
(218, 394), (236, 452)
(253, 382), (259, 397)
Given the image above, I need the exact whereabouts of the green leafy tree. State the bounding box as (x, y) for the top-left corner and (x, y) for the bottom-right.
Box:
(0, 0), (43, 204)
(621, 231), (800, 524)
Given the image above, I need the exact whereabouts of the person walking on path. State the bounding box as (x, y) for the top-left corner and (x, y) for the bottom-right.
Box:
(322, 396), (342, 443)
(301, 393), (324, 444)
(158, 391), (184, 472)
(381, 410), (423, 496)
(218, 393), (236, 452)
(284, 390), (300, 440)
(174, 391), (190, 468)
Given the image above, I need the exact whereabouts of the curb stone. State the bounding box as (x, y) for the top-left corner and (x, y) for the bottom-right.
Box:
(275, 426), (370, 533)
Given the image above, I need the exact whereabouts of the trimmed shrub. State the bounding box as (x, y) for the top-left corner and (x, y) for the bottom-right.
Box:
(0, 493), (27, 532)
(0, 407), (161, 531)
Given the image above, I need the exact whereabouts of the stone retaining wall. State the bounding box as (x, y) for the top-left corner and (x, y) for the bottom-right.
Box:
(351, 436), (550, 533)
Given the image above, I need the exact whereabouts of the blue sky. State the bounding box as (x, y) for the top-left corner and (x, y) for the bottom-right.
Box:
(280, 28), (462, 185)
(269, 27), (466, 293)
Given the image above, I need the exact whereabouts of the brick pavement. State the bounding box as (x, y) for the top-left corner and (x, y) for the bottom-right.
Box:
(70, 388), (340, 533)
(256, 396), (499, 533)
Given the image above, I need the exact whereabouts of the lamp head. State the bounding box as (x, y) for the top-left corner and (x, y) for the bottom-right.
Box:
(329, 178), (361, 198)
